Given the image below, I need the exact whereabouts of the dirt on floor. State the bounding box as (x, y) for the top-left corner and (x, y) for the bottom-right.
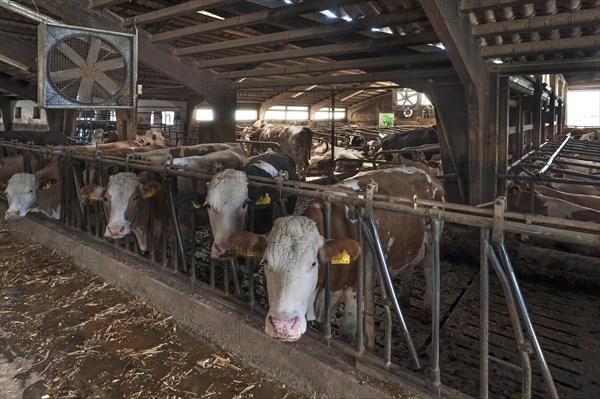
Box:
(0, 220), (307, 399)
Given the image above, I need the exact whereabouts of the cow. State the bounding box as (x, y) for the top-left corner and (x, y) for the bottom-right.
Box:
(136, 143), (239, 164)
(136, 129), (166, 146)
(80, 172), (162, 252)
(534, 184), (600, 210)
(222, 165), (445, 342)
(308, 148), (365, 176)
(0, 130), (69, 146)
(3, 159), (61, 220)
(174, 152), (299, 259)
(258, 124), (313, 180)
(380, 127), (438, 161)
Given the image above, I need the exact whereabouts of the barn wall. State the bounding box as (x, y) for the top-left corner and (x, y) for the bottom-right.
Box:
(10, 100), (49, 131)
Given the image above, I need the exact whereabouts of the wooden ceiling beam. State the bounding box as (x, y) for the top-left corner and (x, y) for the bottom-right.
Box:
(175, 10), (427, 56)
(348, 92), (392, 113)
(481, 35), (600, 58)
(123, 0), (239, 27)
(237, 67), (457, 89)
(0, 31), (36, 70)
(472, 9), (600, 37)
(90, 0), (131, 9)
(0, 73), (36, 100)
(150, 0), (365, 43)
(197, 31), (439, 69)
(216, 52), (448, 79)
(489, 57), (600, 74)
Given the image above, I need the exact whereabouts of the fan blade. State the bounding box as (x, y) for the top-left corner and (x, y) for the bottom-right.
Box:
(86, 37), (102, 66)
(50, 67), (84, 82)
(77, 75), (94, 103)
(95, 72), (120, 96)
(96, 57), (124, 73)
(57, 42), (86, 68)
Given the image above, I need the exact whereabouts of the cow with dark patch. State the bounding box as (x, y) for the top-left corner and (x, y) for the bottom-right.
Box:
(258, 124), (313, 180)
(380, 127), (438, 161)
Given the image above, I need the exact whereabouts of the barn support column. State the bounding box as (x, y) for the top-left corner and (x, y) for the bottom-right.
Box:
(116, 109), (136, 140)
(185, 96), (203, 140)
(532, 76), (543, 148)
(207, 80), (236, 143)
(556, 98), (564, 136)
(0, 98), (13, 131)
(497, 76), (510, 196)
(45, 109), (77, 135)
(548, 92), (557, 140)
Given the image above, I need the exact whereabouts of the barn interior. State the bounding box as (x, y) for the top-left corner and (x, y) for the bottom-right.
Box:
(0, 1), (599, 399)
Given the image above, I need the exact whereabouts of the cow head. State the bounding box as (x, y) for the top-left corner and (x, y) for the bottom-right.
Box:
(225, 216), (360, 342)
(81, 172), (160, 249)
(3, 173), (58, 220)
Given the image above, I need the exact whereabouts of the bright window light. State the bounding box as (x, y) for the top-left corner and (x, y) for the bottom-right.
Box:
(320, 10), (338, 19)
(283, 0), (293, 4)
(567, 89), (600, 127)
(196, 108), (213, 121)
(151, 111), (175, 126)
(197, 10), (224, 20)
(265, 105), (309, 121)
(371, 27), (394, 35)
(315, 107), (346, 121)
(236, 109), (258, 121)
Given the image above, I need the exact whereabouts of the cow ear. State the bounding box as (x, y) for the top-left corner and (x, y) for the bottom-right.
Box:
(173, 190), (206, 212)
(81, 184), (105, 202)
(226, 231), (267, 258)
(320, 238), (361, 265)
(37, 177), (58, 190)
(141, 181), (161, 199)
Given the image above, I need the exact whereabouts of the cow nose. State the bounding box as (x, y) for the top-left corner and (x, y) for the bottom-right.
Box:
(212, 242), (227, 258)
(105, 223), (126, 237)
(5, 210), (20, 219)
(269, 315), (299, 335)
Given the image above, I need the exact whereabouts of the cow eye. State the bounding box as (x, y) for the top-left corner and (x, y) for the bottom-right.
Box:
(204, 203), (211, 209)
(311, 262), (317, 269)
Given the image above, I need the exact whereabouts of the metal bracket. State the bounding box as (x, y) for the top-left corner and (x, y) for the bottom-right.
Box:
(276, 170), (288, 200)
(364, 182), (378, 218)
(518, 341), (535, 354)
(492, 196), (507, 244)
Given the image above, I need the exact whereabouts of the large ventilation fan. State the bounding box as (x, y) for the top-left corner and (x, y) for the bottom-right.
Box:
(38, 23), (137, 108)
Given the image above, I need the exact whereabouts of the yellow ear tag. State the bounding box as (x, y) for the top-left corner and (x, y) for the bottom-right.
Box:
(41, 181), (52, 190)
(89, 193), (99, 201)
(255, 193), (271, 206)
(191, 200), (202, 209)
(330, 249), (351, 265)
(247, 249), (261, 257)
(144, 186), (155, 198)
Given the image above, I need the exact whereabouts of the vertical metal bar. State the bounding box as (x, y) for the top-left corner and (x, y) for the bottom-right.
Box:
(323, 200), (332, 340)
(363, 218), (421, 369)
(149, 196), (155, 264)
(517, 93), (524, 159)
(161, 175), (168, 268)
(168, 188), (187, 274)
(362, 222), (376, 351)
(230, 259), (241, 296)
(223, 260), (230, 295)
(480, 228), (490, 399)
(486, 247), (532, 399)
(60, 157), (67, 226)
(210, 259), (216, 288)
(189, 177), (197, 282)
(248, 258), (255, 309)
(329, 87), (335, 184)
(355, 206), (365, 354)
(497, 243), (559, 399)
(431, 219), (442, 394)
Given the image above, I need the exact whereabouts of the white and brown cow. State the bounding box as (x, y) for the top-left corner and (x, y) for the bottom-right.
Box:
(3, 159), (61, 220)
(224, 165), (445, 342)
(258, 124), (312, 180)
(80, 172), (162, 252)
(137, 142), (239, 164)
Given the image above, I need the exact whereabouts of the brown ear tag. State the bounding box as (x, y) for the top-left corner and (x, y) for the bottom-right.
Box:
(330, 249), (351, 265)
(247, 249), (261, 257)
(255, 193), (271, 206)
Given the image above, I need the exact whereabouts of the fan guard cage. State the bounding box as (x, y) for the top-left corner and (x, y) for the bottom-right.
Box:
(38, 23), (137, 108)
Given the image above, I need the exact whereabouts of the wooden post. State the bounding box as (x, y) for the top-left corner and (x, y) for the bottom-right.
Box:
(497, 76), (510, 196)
(0, 98), (12, 131)
(517, 93), (524, 159)
(549, 92), (557, 140)
(557, 98), (564, 136)
(532, 75), (543, 149)
(116, 109), (136, 140)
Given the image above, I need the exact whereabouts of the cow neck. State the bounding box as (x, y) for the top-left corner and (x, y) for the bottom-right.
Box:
(129, 194), (144, 226)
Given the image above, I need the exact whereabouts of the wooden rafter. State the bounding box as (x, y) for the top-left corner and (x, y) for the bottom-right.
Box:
(90, 0), (131, 9)
(348, 92), (392, 114)
(472, 9), (600, 37)
(197, 32), (439, 69)
(489, 57), (600, 74)
(237, 68), (457, 89)
(460, 0), (540, 12)
(0, 73), (36, 100)
(150, 0), (364, 43)
(216, 52), (448, 79)
(0, 31), (36, 70)
(481, 35), (600, 58)
(175, 10), (427, 56)
(123, 0), (238, 27)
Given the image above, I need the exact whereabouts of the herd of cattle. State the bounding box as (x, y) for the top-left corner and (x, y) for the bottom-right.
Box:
(0, 124), (598, 342)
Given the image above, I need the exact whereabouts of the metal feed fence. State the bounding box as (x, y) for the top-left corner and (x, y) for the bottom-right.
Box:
(1, 140), (598, 399)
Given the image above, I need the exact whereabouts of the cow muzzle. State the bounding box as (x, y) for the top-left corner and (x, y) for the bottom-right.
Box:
(265, 314), (302, 342)
(5, 210), (22, 219)
(211, 242), (234, 260)
(105, 223), (129, 238)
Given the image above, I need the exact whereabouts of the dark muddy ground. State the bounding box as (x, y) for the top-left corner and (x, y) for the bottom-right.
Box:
(0, 220), (307, 399)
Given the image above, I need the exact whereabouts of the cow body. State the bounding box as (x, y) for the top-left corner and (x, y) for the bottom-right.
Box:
(224, 165), (444, 342)
(535, 184), (600, 211)
(4, 159), (61, 220)
(380, 127), (438, 161)
(137, 143), (239, 163)
(258, 124), (312, 180)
